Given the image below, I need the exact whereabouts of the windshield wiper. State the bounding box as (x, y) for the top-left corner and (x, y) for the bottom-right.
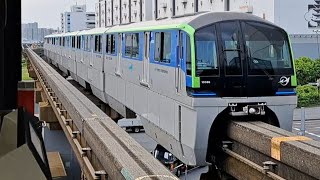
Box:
(250, 57), (274, 80)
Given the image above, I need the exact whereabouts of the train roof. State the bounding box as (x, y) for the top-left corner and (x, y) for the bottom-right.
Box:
(63, 31), (81, 36)
(44, 12), (279, 38)
(187, 12), (275, 30)
(106, 11), (277, 33)
(45, 33), (63, 38)
(78, 28), (109, 35)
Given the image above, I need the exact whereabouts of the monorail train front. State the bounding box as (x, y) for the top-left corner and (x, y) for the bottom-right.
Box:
(179, 13), (297, 165)
(192, 19), (296, 99)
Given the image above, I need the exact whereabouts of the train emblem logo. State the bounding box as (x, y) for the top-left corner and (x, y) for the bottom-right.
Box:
(279, 76), (290, 86)
(305, 0), (320, 28)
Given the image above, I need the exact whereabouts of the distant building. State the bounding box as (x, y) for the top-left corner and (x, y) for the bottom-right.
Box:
(38, 28), (56, 42)
(61, 5), (95, 33)
(94, 0), (320, 59)
(95, 0), (153, 27)
(22, 22), (55, 43)
(22, 22), (38, 43)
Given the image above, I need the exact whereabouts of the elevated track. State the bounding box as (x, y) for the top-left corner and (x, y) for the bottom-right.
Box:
(207, 120), (320, 180)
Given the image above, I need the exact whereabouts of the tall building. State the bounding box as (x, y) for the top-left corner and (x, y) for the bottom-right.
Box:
(22, 22), (38, 43)
(94, 0), (320, 59)
(95, 0), (153, 27)
(61, 5), (95, 33)
(38, 28), (56, 42)
(22, 23), (56, 43)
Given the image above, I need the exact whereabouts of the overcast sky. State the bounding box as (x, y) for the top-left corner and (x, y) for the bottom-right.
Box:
(22, 0), (96, 29)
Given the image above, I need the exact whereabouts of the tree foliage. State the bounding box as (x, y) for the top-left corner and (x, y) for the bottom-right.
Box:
(297, 85), (320, 107)
(294, 57), (320, 107)
(294, 57), (318, 85)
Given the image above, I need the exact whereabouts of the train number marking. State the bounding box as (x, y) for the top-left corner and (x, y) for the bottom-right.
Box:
(201, 81), (211, 84)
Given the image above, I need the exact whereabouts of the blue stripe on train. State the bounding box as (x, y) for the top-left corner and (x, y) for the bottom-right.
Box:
(186, 76), (192, 87)
(275, 91), (296, 96)
(192, 92), (217, 97)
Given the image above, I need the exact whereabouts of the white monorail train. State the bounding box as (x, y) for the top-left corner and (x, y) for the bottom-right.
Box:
(44, 12), (297, 166)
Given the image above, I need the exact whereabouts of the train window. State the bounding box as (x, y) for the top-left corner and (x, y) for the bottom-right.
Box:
(155, 32), (171, 63)
(76, 37), (78, 49)
(124, 33), (139, 58)
(111, 35), (116, 54)
(241, 21), (293, 75)
(84, 36), (88, 51)
(71, 37), (75, 48)
(106, 34), (116, 54)
(195, 25), (219, 76)
(66, 37), (69, 47)
(77, 36), (81, 49)
(186, 35), (191, 76)
(75, 37), (77, 48)
(220, 22), (242, 76)
(95, 35), (102, 53)
(106, 35), (111, 53)
(74, 37), (76, 48)
(89, 36), (93, 51)
(132, 33), (139, 58)
(125, 34), (132, 57)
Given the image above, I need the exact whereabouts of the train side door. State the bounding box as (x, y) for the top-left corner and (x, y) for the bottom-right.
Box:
(141, 32), (151, 86)
(176, 31), (184, 94)
(80, 35), (84, 63)
(116, 33), (122, 76)
(89, 35), (94, 67)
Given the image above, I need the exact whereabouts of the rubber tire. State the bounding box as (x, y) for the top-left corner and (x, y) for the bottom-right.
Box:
(176, 168), (181, 177)
(134, 127), (140, 133)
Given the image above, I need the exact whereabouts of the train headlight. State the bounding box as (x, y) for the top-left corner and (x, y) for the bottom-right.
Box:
(249, 108), (256, 114)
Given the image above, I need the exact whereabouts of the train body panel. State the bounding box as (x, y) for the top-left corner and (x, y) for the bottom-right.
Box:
(44, 12), (298, 166)
(69, 48), (77, 81)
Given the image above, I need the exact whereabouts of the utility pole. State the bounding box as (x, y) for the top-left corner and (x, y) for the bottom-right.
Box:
(313, 29), (320, 60)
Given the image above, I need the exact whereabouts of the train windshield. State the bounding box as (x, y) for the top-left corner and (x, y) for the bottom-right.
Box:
(195, 25), (219, 76)
(242, 21), (293, 75)
(195, 21), (294, 77)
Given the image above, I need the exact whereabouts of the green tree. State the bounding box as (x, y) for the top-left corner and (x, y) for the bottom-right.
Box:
(297, 85), (320, 107)
(295, 57), (316, 85)
(313, 59), (320, 81)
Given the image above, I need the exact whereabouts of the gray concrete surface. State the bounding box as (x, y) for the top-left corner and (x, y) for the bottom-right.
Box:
(294, 107), (320, 120)
(129, 132), (157, 153)
(292, 120), (320, 141)
(293, 108), (320, 141)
